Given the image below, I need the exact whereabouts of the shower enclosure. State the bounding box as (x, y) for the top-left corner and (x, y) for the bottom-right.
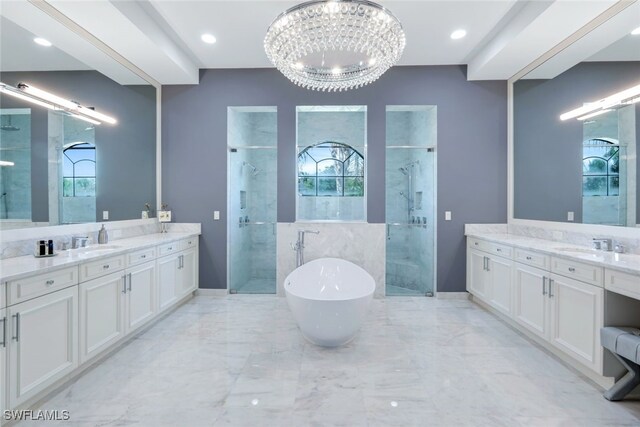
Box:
(0, 109), (31, 223)
(227, 107), (277, 294)
(385, 106), (437, 296)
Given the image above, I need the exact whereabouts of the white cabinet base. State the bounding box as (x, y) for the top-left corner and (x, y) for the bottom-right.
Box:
(8, 287), (79, 408)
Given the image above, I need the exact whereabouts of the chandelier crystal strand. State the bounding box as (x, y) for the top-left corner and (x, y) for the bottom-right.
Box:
(265, 0), (405, 92)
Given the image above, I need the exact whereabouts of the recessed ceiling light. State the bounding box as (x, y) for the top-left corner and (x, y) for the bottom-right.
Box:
(631, 26), (640, 35)
(201, 33), (217, 44)
(34, 37), (52, 47)
(450, 29), (467, 40)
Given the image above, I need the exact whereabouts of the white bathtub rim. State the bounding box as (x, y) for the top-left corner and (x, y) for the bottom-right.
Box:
(283, 257), (376, 302)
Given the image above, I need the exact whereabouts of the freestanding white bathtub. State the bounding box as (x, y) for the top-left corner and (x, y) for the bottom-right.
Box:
(284, 258), (375, 347)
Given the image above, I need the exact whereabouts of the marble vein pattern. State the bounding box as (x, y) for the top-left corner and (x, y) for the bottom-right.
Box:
(276, 222), (386, 298)
(15, 296), (640, 427)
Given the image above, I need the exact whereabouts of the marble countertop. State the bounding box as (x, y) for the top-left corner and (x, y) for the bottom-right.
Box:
(0, 232), (200, 283)
(466, 232), (640, 277)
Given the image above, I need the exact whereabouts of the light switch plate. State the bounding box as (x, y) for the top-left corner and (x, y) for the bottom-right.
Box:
(214, 211), (220, 220)
(567, 211), (574, 221)
(102, 210), (109, 220)
(445, 211), (452, 221)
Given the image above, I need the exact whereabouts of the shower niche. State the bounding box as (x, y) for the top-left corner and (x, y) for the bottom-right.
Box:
(385, 106), (437, 296)
(227, 107), (278, 294)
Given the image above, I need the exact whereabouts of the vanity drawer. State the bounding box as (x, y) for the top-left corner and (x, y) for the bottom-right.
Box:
(515, 249), (550, 270)
(468, 237), (489, 252)
(79, 255), (126, 282)
(180, 237), (198, 251)
(7, 267), (78, 305)
(158, 242), (179, 257)
(127, 247), (156, 267)
(605, 269), (640, 300)
(551, 257), (603, 287)
(486, 242), (513, 259)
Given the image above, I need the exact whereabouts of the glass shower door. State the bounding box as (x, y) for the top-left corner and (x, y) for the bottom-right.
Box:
(227, 107), (277, 294)
(385, 106), (437, 296)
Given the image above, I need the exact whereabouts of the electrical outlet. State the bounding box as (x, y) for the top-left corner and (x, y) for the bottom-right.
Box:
(445, 211), (452, 221)
(567, 211), (574, 221)
(158, 210), (172, 222)
(102, 210), (109, 220)
(214, 211), (220, 220)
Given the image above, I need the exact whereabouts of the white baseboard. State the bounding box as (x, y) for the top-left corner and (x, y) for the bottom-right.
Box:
(195, 288), (227, 296)
(436, 292), (470, 300)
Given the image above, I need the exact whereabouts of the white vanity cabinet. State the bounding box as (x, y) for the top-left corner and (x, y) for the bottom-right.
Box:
(125, 260), (156, 333)
(158, 239), (199, 311)
(79, 272), (127, 363)
(466, 239), (513, 316)
(468, 236), (606, 376)
(548, 273), (603, 373)
(513, 263), (548, 339)
(0, 233), (199, 414)
(7, 286), (78, 408)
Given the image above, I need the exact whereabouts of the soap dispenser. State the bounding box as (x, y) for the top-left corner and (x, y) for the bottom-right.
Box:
(98, 224), (109, 244)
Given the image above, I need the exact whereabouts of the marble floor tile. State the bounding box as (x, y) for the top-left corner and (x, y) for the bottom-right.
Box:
(17, 295), (640, 426)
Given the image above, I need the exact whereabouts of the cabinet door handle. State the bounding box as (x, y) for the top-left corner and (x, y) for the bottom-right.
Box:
(0, 317), (6, 348)
(486, 257), (490, 272)
(12, 313), (20, 342)
(542, 276), (547, 295)
(128, 273), (132, 292)
(122, 275), (127, 294)
(474, 242), (479, 246)
(568, 267), (575, 273)
(46, 279), (55, 286)
(141, 254), (146, 259)
(548, 279), (554, 298)
(496, 248), (502, 252)
(103, 264), (110, 270)
(526, 256), (532, 260)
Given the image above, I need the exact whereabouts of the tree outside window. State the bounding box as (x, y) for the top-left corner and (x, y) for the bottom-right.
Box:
(298, 142), (364, 197)
(63, 142), (96, 197)
(582, 139), (619, 197)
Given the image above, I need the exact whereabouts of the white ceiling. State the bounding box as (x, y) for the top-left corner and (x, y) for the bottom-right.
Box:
(1, 0), (637, 85)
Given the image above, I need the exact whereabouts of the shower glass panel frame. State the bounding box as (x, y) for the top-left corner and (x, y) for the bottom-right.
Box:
(385, 106), (437, 297)
(0, 108), (32, 224)
(295, 105), (367, 222)
(227, 106), (278, 294)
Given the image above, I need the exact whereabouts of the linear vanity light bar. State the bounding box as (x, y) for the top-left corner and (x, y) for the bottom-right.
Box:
(560, 83), (640, 121)
(0, 82), (57, 110)
(0, 82), (116, 125)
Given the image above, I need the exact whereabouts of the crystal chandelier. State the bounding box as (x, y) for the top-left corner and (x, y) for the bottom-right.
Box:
(264, 0), (406, 92)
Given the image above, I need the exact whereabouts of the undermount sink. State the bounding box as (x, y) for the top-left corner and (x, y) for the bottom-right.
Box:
(75, 244), (123, 254)
(553, 247), (597, 254)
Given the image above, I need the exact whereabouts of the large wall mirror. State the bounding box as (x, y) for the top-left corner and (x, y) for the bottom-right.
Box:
(513, 3), (639, 227)
(0, 2), (156, 230)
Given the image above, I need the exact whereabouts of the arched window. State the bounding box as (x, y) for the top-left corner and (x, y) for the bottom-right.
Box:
(582, 138), (619, 197)
(298, 142), (364, 197)
(63, 142), (96, 197)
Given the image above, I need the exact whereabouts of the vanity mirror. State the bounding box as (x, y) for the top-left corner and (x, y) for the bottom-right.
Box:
(513, 3), (639, 227)
(0, 3), (157, 230)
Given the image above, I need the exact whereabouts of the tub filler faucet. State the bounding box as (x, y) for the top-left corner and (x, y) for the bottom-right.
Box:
(292, 229), (319, 268)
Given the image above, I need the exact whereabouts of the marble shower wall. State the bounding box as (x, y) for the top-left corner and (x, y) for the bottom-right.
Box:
(276, 222), (385, 297)
(228, 108), (277, 290)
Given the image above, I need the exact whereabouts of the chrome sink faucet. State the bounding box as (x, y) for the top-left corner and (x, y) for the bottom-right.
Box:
(71, 236), (89, 249)
(292, 229), (319, 268)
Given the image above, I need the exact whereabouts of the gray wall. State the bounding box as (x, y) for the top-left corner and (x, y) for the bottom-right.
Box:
(514, 61), (640, 223)
(162, 66), (507, 292)
(0, 71), (156, 222)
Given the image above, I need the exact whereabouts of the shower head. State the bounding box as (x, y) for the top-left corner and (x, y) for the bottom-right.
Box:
(398, 167), (408, 175)
(0, 116), (20, 131)
(242, 161), (260, 177)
